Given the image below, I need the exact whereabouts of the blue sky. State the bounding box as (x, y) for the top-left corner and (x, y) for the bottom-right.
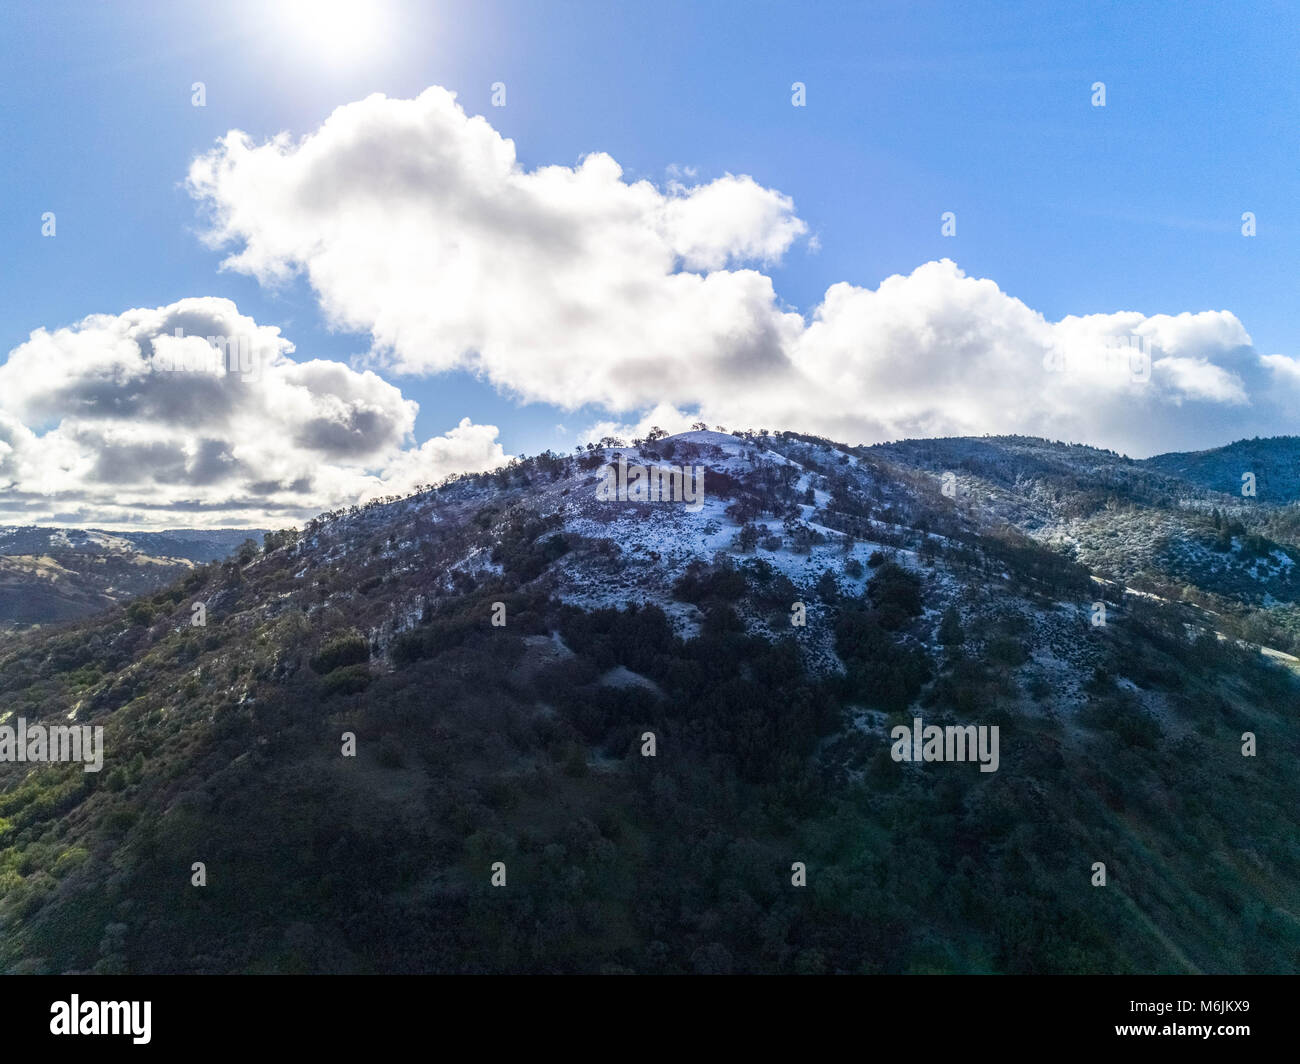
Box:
(2, 1), (1298, 525)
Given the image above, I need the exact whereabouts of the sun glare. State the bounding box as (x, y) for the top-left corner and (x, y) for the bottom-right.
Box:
(279, 0), (389, 64)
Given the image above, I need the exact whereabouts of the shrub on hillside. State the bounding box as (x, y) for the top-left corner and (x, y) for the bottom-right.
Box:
(310, 634), (369, 675)
(320, 664), (373, 697)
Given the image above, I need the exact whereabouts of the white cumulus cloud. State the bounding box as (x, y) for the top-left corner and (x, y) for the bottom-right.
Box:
(185, 87), (1300, 458)
(0, 298), (508, 527)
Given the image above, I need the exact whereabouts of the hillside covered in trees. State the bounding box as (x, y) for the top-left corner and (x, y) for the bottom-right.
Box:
(0, 430), (1296, 974)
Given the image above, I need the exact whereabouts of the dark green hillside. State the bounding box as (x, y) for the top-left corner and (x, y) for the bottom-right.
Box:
(0, 432), (1296, 973)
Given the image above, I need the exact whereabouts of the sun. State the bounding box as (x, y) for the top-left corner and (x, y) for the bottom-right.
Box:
(279, 0), (389, 64)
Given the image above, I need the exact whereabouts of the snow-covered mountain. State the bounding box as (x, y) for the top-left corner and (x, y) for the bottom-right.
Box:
(291, 429), (1300, 664)
(1, 429), (1297, 975)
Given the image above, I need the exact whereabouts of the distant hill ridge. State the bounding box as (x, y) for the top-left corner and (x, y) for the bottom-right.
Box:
(0, 526), (265, 563)
(0, 526), (266, 629)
